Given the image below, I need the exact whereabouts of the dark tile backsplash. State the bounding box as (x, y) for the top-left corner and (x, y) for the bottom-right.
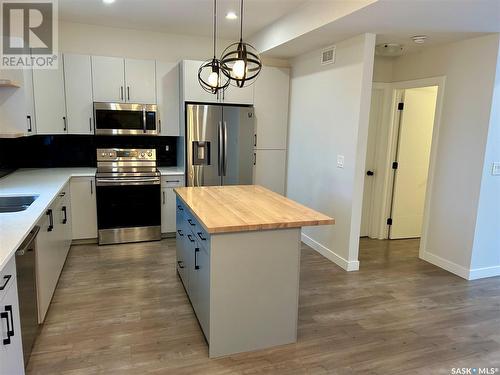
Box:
(0, 135), (177, 170)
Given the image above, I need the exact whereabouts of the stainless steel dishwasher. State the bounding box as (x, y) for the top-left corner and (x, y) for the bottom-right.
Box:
(15, 226), (40, 367)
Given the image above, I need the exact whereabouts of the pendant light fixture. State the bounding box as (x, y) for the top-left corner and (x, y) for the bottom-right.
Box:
(220, 0), (262, 88)
(198, 0), (230, 94)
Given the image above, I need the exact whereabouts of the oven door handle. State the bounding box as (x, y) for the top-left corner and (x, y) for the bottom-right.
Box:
(96, 178), (160, 186)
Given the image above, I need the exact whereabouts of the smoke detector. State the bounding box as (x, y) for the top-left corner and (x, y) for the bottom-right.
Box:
(375, 43), (404, 57)
(411, 35), (428, 44)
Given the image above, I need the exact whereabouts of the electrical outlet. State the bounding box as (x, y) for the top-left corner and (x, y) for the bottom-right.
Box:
(165, 145), (170, 151)
(337, 155), (344, 168)
(492, 162), (500, 176)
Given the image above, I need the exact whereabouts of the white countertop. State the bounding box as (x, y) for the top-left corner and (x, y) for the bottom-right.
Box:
(0, 166), (184, 270)
(0, 168), (96, 270)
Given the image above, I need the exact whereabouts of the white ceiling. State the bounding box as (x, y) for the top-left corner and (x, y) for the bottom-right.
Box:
(59, 0), (308, 40)
(259, 0), (500, 58)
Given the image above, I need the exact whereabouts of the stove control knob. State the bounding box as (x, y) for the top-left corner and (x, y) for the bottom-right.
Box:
(147, 151), (152, 157)
(101, 152), (106, 157)
(140, 152), (145, 158)
(108, 152), (113, 157)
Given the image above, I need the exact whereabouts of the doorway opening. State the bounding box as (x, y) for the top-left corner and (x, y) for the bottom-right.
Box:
(360, 78), (443, 250)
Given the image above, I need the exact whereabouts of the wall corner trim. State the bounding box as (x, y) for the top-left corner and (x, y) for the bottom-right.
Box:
(301, 233), (359, 271)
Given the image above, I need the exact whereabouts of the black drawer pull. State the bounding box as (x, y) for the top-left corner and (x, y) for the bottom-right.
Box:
(0, 275), (11, 291)
(1, 305), (14, 345)
(177, 260), (184, 269)
(195, 248), (200, 270)
(177, 229), (184, 237)
(187, 219), (195, 226)
(177, 205), (183, 211)
(62, 206), (67, 224)
(167, 180), (180, 183)
(47, 209), (53, 232)
(187, 234), (195, 243)
(197, 232), (206, 241)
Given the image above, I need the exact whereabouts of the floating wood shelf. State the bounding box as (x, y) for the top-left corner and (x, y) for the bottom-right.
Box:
(0, 80), (20, 88)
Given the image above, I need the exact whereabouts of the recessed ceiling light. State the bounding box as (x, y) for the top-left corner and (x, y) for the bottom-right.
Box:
(225, 11), (238, 20)
(411, 35), (428, 44)
(103, 0), (115, 4)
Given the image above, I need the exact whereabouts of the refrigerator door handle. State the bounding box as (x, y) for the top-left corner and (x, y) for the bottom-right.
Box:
(218, 121), (223, 176)
(223, 121), (228, 176)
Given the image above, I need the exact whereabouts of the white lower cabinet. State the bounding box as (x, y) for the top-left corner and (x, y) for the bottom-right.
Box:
(161, 175), (185, 234)
(70, 177), (97, 240)
(36, 184), (72, 323)
(0, 258), (24, 375)
(253, 149), (287, 195)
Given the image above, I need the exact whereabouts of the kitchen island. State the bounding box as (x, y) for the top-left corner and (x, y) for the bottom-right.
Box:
(174, 185), (334, 357)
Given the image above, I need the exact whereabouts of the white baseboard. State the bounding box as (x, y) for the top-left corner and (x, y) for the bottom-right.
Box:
(301, 233), (359, 271)
(468, 265), (500, 280)
(420, 251), (469, 279)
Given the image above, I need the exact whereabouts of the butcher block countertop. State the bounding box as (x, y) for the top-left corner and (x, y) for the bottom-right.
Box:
(174, 185), (334, 234)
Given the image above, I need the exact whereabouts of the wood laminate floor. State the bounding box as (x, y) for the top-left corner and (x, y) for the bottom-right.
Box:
(27, 238), (500, 375)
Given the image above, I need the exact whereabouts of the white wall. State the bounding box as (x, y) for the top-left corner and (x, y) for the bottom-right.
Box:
(390, 34), (500, 278)
(470, 36), (500, 279)
(286, 33), (375, 271)
(373, 56), (394, 82)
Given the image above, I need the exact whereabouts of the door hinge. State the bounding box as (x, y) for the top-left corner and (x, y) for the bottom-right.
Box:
(398, 102), (404, 110)
(392, 161), (399, 170)
(387, 218), (393, 226)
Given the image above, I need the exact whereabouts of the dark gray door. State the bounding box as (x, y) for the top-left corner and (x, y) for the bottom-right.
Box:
(221, 106), (254, 186)
(186, 104), (223, 186)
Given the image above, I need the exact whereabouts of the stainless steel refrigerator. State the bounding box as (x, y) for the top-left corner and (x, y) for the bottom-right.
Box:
(185, 103), (254, 187)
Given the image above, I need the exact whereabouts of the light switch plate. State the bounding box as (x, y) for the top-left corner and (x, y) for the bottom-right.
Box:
(337, 155), (344, 168)
(492, 162), (500, 176)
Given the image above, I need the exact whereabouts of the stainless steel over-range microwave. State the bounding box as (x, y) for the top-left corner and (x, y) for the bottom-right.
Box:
(94, 102), (158, 136)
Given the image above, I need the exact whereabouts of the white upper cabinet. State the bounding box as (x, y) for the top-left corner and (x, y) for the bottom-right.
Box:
(92, 56), (156, 104)
(222, 81), (254, 105)
(156, 61), (180, 136)
(33, 53), (67, 134)
(254, 66), (290, 150)
(181, 60), (218, 103)
(125, 58), (156, 104)
(92, 56), (125, 103)
(63, 54), (94, 134)
(0, 67), (36, 136)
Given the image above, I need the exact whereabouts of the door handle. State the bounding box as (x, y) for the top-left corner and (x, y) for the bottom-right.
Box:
(62, 206), (67, 224)
(89, 117), (93, 133)
(366, 170), (374, 176)
(223, 121), (228, 176)
(127, 86), (130, 101)
(194, 248), (200, 270)
(120, 86), (124, 101)
(47, 209), (53, 232)
(142, 107), (147, 133)
(217, 121), (223, 176)
(0, 275), (11, 291)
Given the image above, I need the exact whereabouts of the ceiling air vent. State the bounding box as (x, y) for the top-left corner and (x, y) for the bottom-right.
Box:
(321, 45), (336, 65)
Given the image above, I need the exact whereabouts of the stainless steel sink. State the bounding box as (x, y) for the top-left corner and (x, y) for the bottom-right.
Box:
(0, 195), (39, 213)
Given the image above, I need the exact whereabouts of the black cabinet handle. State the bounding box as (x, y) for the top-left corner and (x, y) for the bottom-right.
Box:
(177, 229), (184, 237)
(197, 232), (206, 241)
(0, 275), (11, 291)
(1, 305), (14, 345)
(62, 206), (67, 224)
(47, 209), (53, 232)
(187, 219), (195, 226)
(195, 248), (200, 270)
(177, 260), (184, 269)
(63, 116), (67, 132)
(27, 115), (32, 132)
(177, 205), (183, 211)
(187, 234), (195, 243)
(366, 170), (374, 176)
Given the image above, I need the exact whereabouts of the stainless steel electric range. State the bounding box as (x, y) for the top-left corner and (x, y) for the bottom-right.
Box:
(95, 148), (161, 245)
